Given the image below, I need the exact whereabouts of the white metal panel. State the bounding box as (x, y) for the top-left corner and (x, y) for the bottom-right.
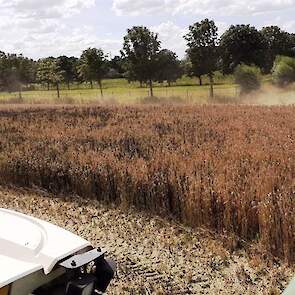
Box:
(284, 277), (295, 295)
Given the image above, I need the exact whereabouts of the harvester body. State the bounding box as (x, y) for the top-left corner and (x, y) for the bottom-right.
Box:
(0, 208), (115, 294)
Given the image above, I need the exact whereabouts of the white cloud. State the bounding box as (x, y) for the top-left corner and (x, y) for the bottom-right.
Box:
(151, 21), (187, 57)
(280, 20), (295, 32)
(151, 21), (229, 58)
(262, 16), (295, 33)
(113, 0), (295, 16)
(0, 0), (95, 19)
(0, 0), (293, 59)
(113, 0), (164, 16)
(216, 21), (229, 35)
(0, 0), (122, 58)
(0, 22), (121, 58)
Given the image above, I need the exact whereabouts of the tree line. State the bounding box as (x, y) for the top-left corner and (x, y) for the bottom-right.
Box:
(0, 19), (294, 98)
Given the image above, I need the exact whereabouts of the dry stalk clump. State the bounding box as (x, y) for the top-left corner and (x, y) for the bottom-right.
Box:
(0, 104), (294, 263)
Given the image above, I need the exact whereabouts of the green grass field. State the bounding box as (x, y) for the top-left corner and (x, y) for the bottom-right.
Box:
(0, 74), (289, 105)
(0, 75), (239, 104)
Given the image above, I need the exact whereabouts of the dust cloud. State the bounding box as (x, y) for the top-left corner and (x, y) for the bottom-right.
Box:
(241, 84), (295, 106)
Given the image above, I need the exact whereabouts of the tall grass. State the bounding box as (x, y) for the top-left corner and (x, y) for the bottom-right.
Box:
(0, 104), (294, 263)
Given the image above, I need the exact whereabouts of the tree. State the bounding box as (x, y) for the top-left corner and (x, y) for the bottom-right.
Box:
(184, 19), (219, 97)
(156, 49), (182, 86)
(37, 58), (64, 98)
(36, 57), (54, 90)
(57, 56), (79, 89)
(220, 24), (267, 74)
(121, 26), (161, 96)
(261, 26), (295, 72)
(180, 55), (194, 78)
(290, 33), (295, 51)
(0, 53), (36, 98)
(272, 56), (295, 87)
(234, 64), (262, 94)
(78, 48), (108, 97)
(17, 56), (36, 87)
(108, 56), (125, 78)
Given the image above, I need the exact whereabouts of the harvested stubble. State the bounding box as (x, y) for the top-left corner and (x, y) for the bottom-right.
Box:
(1, 187), (294, 294)
(0, 104), (294, 263)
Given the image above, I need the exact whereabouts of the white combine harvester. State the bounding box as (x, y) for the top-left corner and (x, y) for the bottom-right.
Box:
(0, 208), (116, 295)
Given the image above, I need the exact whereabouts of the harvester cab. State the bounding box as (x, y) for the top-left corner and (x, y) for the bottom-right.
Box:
(0, 208), (116, 295)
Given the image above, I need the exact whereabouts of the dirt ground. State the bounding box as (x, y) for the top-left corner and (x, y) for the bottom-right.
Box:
(0, 186), (293, 294)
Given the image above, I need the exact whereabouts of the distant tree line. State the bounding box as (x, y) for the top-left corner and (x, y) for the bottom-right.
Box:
(184, 20), (295, 96)
(0, 20), (294, 98)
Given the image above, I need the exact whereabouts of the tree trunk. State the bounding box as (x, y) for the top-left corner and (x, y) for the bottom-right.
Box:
(149, 79), (154, 97)
(56, 83), (60, 99)
(90, 81), (93, 89)
(18, 90), (22, 101)
(18, 83), (22, 101)
(198, 76), (202, 86)
(98, 80), (103, 98)
(67, 81), (70, 90)
(168, 81), (171, 87)
(209, 75), (214, 99)
(140, 81), (143, 88)
(47, 82), (50, 91)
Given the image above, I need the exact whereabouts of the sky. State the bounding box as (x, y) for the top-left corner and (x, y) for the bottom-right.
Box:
(0, 0), (294, 60)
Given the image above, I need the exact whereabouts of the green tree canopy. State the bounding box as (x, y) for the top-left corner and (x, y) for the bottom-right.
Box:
(261, 26), (295, 72)
(78, 48), (108, 96)
(121, 26), (161, 96)
(108, 56), (125, 78)
(0, 53), (36, 93)
(184, 19), (218, 96)
(155, 49), (182, 86)
(220, 24), (267, 74)
(37, 58), (64, 98)
(57, 56), (79, 89)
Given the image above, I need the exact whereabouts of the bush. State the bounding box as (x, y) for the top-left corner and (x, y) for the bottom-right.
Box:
(234, 64), (261, 94)
(272, 56), (295, 87)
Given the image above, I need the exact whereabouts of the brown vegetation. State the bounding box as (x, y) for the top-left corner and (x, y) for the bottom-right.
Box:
(0, 104), (294, 263)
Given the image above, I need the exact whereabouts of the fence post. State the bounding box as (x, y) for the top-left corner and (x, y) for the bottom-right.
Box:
(235, 86), (239, 98)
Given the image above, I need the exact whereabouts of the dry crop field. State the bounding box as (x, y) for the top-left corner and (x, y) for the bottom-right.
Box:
(0, 104), (294, 264)
(1, 187), (293, 294)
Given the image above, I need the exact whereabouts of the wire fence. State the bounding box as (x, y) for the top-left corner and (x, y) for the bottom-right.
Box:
(0, 85), (240, 104)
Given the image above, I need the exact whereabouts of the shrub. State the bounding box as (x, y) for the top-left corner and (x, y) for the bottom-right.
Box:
(272, 56), (295, 87)
(234, 64), (262, 94)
